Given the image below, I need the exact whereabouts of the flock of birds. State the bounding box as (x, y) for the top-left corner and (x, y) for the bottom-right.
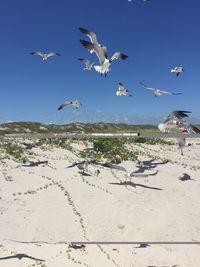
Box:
(29, 27), (185, 106)
(28, 2), (200, 157)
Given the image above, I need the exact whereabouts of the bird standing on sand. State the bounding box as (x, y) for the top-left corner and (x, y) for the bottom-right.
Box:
(171, 66), (184, 76)
(140, 82), (182, 97)
(30, 51), (61, 60)
(116, 83), (132, 96)
(58, 100), (82, 110)
(79, 27), (128, 76)
(177, 136), (186, 156)
(67, 160), (89, 173)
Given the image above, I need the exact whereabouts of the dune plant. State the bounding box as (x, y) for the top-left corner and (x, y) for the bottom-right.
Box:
(80, 138), (138, 162)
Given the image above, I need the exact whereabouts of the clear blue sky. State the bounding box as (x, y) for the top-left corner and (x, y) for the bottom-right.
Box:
(0, 0), (200, 124)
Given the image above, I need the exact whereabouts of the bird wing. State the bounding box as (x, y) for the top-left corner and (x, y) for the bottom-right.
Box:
(78, 58), (91, 68)
(160, 90), (182, 95)
(78, 58), (89, 64)
(58, 101), (71, 110)
(139, 81), (156, 91)
(67, 161), (86, 168)
(80, 40), (106, 64)
(110, 52), (128, 62)
(102, 162), (127, 172)
(30, 51), (44, 57)
(46, 52), (61, 58)
(164, 110), (191, 123)
(79, 27), (98, 44)
(187, 124), (200, 134)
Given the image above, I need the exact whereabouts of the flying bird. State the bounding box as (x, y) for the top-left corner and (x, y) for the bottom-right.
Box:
(58, 100), (81, 110)
(116, 83), (132, 96)
(78, 58), (95, 70)
(171, 66), (184, 76)
(79, 27), (128, 76)
(30, 51), (61, 60)
(158, 110), (200, 134)
(140, 82), (182, 97)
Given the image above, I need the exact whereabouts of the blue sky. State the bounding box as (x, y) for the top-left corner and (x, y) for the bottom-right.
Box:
(0, 0), (200, 124)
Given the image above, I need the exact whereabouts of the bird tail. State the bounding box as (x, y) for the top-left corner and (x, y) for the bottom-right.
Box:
(94, 65), (102, 73)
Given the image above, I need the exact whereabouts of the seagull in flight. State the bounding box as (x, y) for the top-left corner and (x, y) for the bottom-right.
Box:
(58, 100), (82, 110)
(139, 81), (182, 97)
(171, 66), (184, 76)
(116, 83), (132, 96)
(78, 58), (95, 70)
(158, 110), (200, 133)
(79, 27), (128, 76)
(30, 51), (61, 60)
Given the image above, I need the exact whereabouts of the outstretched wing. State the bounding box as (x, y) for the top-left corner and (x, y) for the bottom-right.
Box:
(160, 90), (182, 95)
(187, 124), (200, 134)
(58, 101), (71, 110)
(80, 40), (106, 64)
(164, 110), (191, 123)
(46, 52), (61, 58)
(78, 58), (91, 68)
(110, 52), (128, 62)
(30, 51), (44, 57)
(79, 27), (98, 44)
(139, 81), (156, 91)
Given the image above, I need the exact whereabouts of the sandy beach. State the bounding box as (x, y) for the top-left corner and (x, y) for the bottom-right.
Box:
(0, 138), (200, 243)
(0, 242), (199, 267)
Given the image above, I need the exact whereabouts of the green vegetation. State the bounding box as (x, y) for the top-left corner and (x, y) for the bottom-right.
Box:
(131, 138), (175, 145)
(0, 142), (28, 162)
(36, 138), (72, 150)
(79, 138), (138, 162)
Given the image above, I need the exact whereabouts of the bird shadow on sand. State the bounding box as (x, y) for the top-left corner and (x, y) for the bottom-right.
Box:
(179, 173), (194, 181)
(109, 181), (163, 191)
(0, 253), (45, 262)
(79, 171), (91, 176)
(134, 159), (168, 173)
(20, 160), (48, 167)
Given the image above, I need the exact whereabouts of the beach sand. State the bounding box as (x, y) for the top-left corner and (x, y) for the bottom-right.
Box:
(0, 138), (200, 244)
(0, 242), (199, 267)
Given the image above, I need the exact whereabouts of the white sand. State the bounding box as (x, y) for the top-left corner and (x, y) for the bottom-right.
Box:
(0, 138), (200, 244)
(0, 242), (199, 267)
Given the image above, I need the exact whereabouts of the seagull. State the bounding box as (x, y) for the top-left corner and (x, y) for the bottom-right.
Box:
(78, 58), (95, 70)
(116, 83), (132, 96)
(79, 27), (128, 76)
(58, 100), (82, 110)
(67, 160), (96, 175)
(140, 82), (182, 97)
(171, 66), (184, 76)
(158, 110), (200, 133)
(177, 136), (186, 155)
(96, 162), (158, 181)
(30, 51), (61, 60)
